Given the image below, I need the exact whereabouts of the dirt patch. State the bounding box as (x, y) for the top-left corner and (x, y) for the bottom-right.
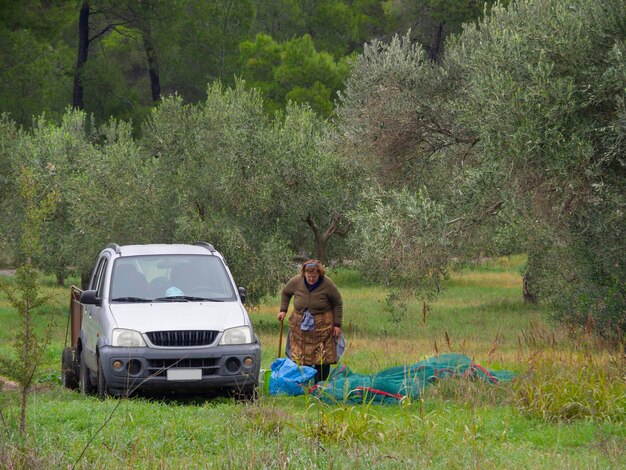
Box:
(0, 376), (19, 391)
(0, 376), (54, 393)
(0, 269), (15, 276)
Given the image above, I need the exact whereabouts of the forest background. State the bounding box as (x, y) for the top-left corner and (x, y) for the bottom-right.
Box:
(0, 0), (624, 339)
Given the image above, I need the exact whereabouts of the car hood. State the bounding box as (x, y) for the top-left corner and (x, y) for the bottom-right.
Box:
(108, 301), (247, 332)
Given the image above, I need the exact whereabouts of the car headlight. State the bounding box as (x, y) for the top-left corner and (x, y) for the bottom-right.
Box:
(112, 328), (147, 347)
(219, 326), (252, 345)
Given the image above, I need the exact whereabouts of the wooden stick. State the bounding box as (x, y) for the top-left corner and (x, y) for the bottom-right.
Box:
(278, 318), (284, 358)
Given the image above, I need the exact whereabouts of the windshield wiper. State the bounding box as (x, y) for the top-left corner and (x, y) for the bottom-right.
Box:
(111, 296), (152, 302)
(153, 296), (224, 302)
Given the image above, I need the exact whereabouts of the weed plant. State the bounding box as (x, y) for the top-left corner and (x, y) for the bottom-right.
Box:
(513, 350), (626, 423)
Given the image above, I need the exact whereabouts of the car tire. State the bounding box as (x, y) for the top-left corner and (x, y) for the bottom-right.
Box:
(97, 355), (109, 400)
(79, 349), (95, 395)
(61, 347), (79, 390)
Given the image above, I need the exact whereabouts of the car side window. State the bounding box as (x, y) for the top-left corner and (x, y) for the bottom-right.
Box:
(95, 259), (108, 298)
(89, 257), (108, 297)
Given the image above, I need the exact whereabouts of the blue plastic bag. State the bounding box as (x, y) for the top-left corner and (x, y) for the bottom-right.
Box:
(268, 358), (317, 396)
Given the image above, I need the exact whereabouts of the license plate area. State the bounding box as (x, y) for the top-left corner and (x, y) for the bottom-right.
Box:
(166, 368), (202, 381)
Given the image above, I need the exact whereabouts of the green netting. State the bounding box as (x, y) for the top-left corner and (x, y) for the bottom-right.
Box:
(311, 353), (516, 404)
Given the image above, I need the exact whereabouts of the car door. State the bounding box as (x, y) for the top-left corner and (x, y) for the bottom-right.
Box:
(82, 255), (109, 370)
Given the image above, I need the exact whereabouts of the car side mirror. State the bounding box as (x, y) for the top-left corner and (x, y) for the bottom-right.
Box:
(80, 289), (101, 306)
(238, 286), (246, 304)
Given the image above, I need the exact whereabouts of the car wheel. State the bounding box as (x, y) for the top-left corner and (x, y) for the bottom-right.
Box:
(79, 349), (95, 395)
(97, 355), (109, 400)
(61, 347), (79, 390)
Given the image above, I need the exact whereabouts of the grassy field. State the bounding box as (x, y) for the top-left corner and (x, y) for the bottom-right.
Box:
(0, 255), (624, 468)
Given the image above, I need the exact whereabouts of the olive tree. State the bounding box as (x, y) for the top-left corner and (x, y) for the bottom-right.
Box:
(232, 101), (359, 263)
(140, 85), (293, 303)
(0, 115), (21, 266)
(15, 111), (101, 284)
(336, 31), (509, 296)
(141, 81), (360, 301)
(65, 117), (159, 279)
(339, 0), (625, 337)
(448, 0), (626, 337)
(3, 109), (159, 285)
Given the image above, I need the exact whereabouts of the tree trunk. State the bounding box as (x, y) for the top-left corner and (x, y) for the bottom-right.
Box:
(73, 1), (90, 109)
(428, 22), (444, 62)
(304, 213), (350, 263)
(19, 298), (32, 436)
(219, 0), (235, 81)
(141, 6), (161, 102)
(523, 270), (537, 304)
(316, 240), (327, 265)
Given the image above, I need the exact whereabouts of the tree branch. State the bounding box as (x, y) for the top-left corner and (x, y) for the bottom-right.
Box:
(88, 22), (130, 43)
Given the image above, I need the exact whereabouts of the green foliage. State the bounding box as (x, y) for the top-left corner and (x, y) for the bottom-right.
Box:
(348, 188), (450, 298)
(382, 0), (503, 58)
(349, 0), (387, 47)
(260, 102), (359, 259)
(0, 115), (20, 249)
(337, 31), (468, 188)
(0, 27), (73, 126)
(81, 28), (152, 125)
(299, 0), (355, 57)
(141, 82), (357, 296)
(382, 290), (409, 326)
(447, 0), (626, 338)
(159, 0), (255, 102)
(339, 0), (626, 338)
(172, 212), (292, 306)
(0, 0), (499, 125)
(7, 110), (102, 280)
(251, 0), (383, 58)
(2, 82), (358, 300)
(140, 85), (291, 301)
(240, 34), (350, 116)
(250, 0), (305, 42)
(0, 0), (76, 127)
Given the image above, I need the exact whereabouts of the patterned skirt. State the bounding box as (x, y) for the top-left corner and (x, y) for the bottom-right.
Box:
(287, 309), (337, 366)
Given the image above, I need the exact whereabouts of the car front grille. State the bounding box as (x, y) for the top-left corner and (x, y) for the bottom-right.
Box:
(147, 358), (218, 377)
(146, 330), (218, 347)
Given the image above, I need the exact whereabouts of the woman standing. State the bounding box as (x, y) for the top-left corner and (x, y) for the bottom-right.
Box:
(277, 259), (343, 382)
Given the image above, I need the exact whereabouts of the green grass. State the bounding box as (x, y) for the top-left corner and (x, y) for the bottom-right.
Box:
(1, 256), (624, 469)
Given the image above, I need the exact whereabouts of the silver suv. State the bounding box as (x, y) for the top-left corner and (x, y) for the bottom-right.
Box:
(75, 242), (260, 399)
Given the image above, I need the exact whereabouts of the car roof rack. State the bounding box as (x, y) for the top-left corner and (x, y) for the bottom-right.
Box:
(194, 241), (216, 252)
(106, 243), (121, 254)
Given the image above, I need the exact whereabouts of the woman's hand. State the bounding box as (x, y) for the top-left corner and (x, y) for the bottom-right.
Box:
(277, 311), (287, 322)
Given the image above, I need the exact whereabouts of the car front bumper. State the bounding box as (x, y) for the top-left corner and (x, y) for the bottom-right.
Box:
(98, 343), (261, 396)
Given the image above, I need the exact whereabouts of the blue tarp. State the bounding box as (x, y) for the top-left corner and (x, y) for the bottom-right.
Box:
(268, 357), (317, 396)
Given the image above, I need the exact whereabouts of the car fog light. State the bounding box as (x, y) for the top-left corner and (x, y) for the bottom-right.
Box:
(243, 357), (254, 367)
(128, 359), (142, 375)
(226, 358), (240, 373)
(112, 360), (123, 370)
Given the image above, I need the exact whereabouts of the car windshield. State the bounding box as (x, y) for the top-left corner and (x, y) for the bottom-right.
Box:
(110, 254), (236, 302)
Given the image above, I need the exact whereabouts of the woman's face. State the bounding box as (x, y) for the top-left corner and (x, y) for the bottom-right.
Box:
(304, 268), (320, 284)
